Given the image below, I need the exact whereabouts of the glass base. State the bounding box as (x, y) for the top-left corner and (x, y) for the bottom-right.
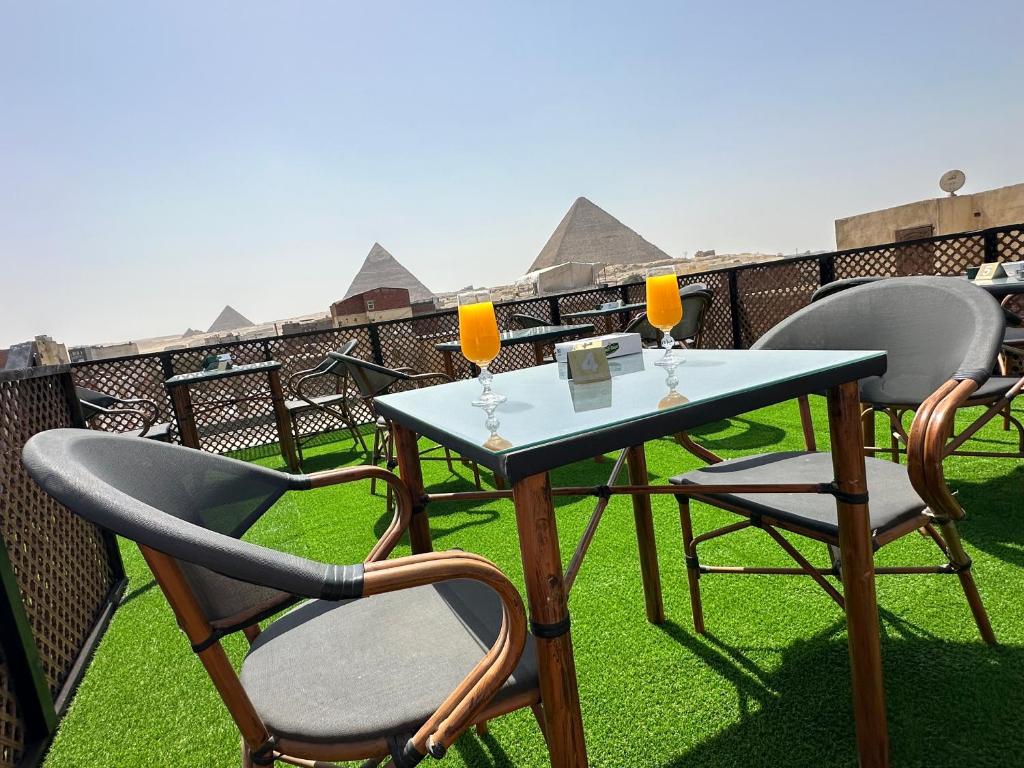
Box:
(654, 329), (684, 369)
(472, 365), (506, 407)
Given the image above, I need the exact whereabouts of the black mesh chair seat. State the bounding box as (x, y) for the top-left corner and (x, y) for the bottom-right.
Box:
(240, 579), (538, 745)
(670, 451), (925, 540)
(1005, 326), (1024, 344)
(511, 313), (547, 330)
(964, 376), (1021, 403)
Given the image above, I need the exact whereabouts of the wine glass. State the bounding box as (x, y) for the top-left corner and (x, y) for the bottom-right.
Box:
(458, 289), (506, 407)
(645, 265), (683, 368)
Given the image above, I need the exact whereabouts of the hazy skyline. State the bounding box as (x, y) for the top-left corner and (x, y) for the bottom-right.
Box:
(3, 0), (1024, 347)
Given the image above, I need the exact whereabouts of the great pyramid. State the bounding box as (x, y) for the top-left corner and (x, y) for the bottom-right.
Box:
(528, 197), (671, 273)
(343, 243), (434, 304)
(207, 305), (255, 333)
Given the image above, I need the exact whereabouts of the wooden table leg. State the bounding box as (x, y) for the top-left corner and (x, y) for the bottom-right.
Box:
(827, 381), (889, 768)
(625, 444), (664, 624)
(168, 384), (200, 449)
(442, 350), (456, 380)
(533, 342), (546, 366)
(392, 423), (432, 554)
(268, 370), (300, 473)
(512, 472), (587, 768)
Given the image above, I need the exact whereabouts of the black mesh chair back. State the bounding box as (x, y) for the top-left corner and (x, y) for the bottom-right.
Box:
(511, 313), (547, 329)
(625, 286), (714, 346)
(810, 276), (885, 303)
(755, 276), (1004, 406)
(23, 429), (310, 630)
(75, 386), (120, 421)
(329, 352), (409, 399)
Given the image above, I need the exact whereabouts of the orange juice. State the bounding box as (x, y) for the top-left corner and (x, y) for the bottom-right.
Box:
(458, 301), (501, 364)
(646, 273), (682, 330)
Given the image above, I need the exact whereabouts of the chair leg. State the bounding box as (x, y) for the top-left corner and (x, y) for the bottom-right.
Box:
(370, 427), (382, 494)
(935, 519), (997, 645)
(531, 703), (549, 745)
(471, 459), (482, 490)
(677, 497), (705, 634)
(241, 740), (256, 768)
(443, 446), (455, 473)
(476, 719), (489, 736)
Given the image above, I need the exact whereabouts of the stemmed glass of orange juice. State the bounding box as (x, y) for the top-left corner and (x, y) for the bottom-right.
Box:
(458, 289), (506, 407)
(645, 265), (684, 369)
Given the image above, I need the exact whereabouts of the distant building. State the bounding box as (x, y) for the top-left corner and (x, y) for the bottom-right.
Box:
(68, 340), (139, 362)
(522, 262), (598, 295)
(280, 315), (334, 335)
(528, 197), (671, 273)
(835, 182), (1024, 250)
(331, 287), (414, 327)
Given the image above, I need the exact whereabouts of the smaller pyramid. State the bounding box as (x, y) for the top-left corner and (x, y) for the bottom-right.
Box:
(207, 305), (255, 333)
(528, 197), (671, 272)
(343, 243), (434, 304)
(181, 328), (201, 337)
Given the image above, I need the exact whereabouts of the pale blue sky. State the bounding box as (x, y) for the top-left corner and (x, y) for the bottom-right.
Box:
(2, 0), (1023, 346)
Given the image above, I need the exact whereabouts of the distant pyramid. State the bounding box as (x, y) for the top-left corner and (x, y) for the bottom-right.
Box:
(528, 197), (671, 272)
(344, 243), (434, 304)
(207, 305), (254, 333)
(181, 328), (201, 337)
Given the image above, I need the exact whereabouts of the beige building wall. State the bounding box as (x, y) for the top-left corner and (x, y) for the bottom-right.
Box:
(835, 182), (1024, 250)
(334, 306), (412, 328)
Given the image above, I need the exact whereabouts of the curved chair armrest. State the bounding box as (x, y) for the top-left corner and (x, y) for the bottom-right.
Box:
(82, 400), (158, 437)
(303, 466), (414, 562)
(361, 551), (528, 763)
(287, 359), (335, 399)
(407, 371), (453, 387)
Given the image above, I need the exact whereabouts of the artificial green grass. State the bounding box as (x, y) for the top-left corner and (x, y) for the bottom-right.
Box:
(43, 400), (1024, 767)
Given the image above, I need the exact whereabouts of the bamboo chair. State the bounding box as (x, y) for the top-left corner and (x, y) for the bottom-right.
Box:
(331, 352), (482, 504)
(806, 276), (1024, 460)
(671, 277), (999, 644)
(284, 339), (370, 464)
(624, 285), (713, 349)
(76, 386), (173, 441)
(23, 429), (545, 767)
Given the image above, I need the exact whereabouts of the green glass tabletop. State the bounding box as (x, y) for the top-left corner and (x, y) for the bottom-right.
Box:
(965, 274), (1024, 298)
(434, 324), (595, 352)
(376, 348), (886, 481)
(165, 360), (281, 386)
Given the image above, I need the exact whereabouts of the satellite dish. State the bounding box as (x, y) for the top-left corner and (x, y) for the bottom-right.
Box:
(939, 169), (966, 196)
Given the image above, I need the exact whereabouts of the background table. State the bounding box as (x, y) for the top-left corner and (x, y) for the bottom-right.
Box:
(561, 302), (645, 333)
(165, 360), (299, 473)
(377, 348), (890, 768)
(434, 324), (595, 377)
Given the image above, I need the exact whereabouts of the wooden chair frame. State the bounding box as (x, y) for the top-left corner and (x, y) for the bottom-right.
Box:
(286, 359), (370, 464)
(138, 465), (546, 767)
(347, 365), (483, 505)
(79, 391), (170, 440)
(677, 379), (997, 645)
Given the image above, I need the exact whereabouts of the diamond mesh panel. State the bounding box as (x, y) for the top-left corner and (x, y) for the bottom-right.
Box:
(0, 641), (22, 768)
(833, 234), (986, 279)
(734, 258), (821, 348)
(69, 354), (171, 434)
(0, 371), (119, 701)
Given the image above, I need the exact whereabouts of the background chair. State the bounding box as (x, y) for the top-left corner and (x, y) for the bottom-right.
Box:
(624, 284), (713, 349)
(23, 429), (546, 768)
(76, 385), (173, 441)
(284, 339), (369, 465)
(332, 351), (482, 500)
(671, 277), (1000, 644)
(809, 276), (1024, 460)
(511, 313), (548, 329)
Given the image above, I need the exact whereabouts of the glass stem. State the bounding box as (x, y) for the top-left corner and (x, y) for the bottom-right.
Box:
(479, 365), (494, 397)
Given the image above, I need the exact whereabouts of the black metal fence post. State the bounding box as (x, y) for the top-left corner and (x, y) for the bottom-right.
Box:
(984, 228), (999, 263)
(818, 253), (836, 286)
(548, 295), (562, 325)
(367, 323), (385, 365)
(727, 267), (743, 349)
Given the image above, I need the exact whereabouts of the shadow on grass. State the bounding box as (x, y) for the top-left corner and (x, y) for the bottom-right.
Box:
(951, 464), (1024, 569)
(688, 417), (787, 453)
(659, 619), (1024, 767)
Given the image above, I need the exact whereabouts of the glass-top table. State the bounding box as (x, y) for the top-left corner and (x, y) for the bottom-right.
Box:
(379, 348), (885, 481)
(561, 303), (645, 333)
(967, 274), (1024, 298)
(377, 347), (889, 768)
(434, 323), (595, 376)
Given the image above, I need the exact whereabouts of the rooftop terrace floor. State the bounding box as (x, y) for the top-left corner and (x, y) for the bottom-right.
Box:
(44, 398), (1024, 767)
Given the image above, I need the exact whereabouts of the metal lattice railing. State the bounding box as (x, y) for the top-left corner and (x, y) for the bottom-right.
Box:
(70, 222), (1024, 452)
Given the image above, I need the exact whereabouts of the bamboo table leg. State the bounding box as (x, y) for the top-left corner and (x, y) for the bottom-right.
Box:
(512, 472), (587, 768)
(827, 381), (889, 768)
(168, 384), (200, 449)
(268, 369), (300, 473)
(533, 342), (546, 366)
(625, 444), (664, 624)
(393, 423), (433, 554)
(442, 350), (456, 380)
